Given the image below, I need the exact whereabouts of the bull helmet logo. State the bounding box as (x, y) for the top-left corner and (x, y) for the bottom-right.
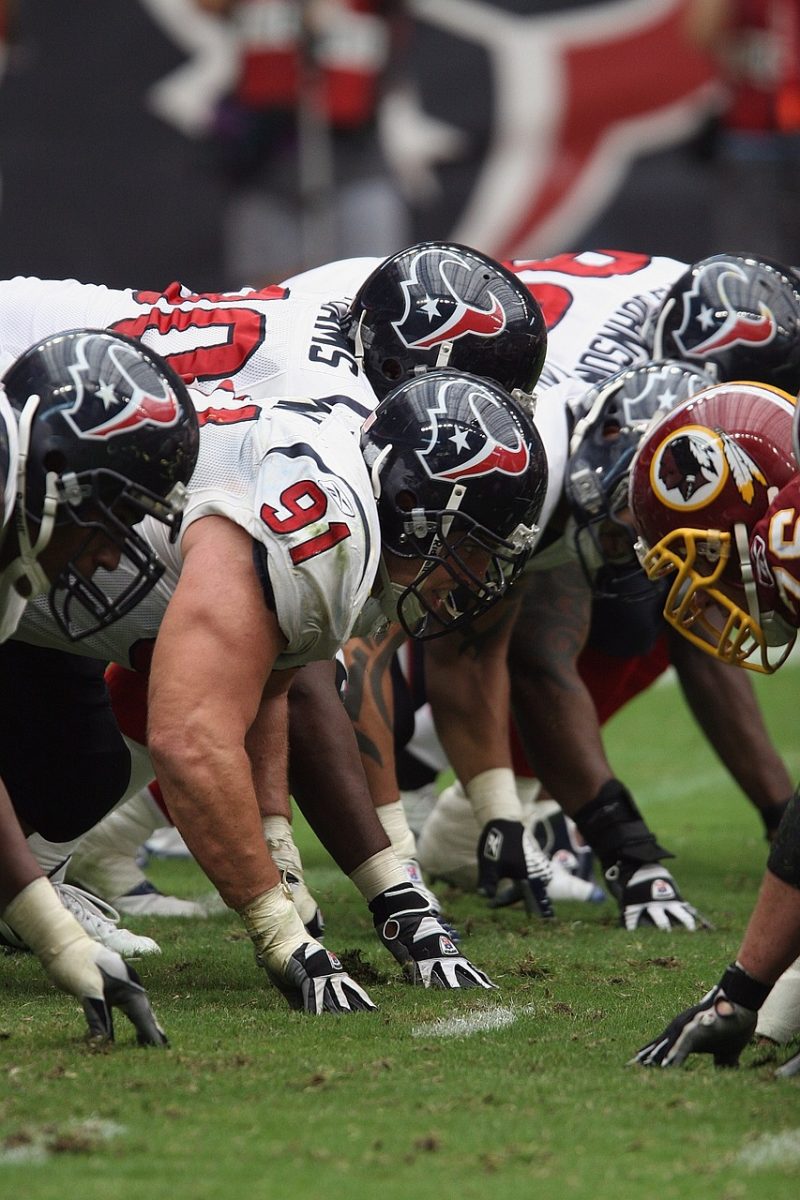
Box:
(393, 248), (508, 351)
(672, 261), (777, 361)
(64, 336), (181, 440)
(417, 379), (530, 482)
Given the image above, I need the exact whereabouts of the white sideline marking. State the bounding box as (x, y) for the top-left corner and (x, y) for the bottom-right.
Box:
(737, 1129), (800, 1170)
(412, 1004), (533, 1039)
(0, 1118), (125, 1165)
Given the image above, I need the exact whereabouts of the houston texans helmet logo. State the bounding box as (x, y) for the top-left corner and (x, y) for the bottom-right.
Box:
(392, 248), (508, 351)
(671, 261), (777, 361)
(64, 336), (181, 440)
(416, 379), (530, 481)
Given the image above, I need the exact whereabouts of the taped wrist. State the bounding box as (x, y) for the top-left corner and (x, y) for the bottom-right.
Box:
(572, 779), (672, 875)
(369, 882), (429, 926)
(2, 876), (87, 967)
(721, 962), (773, 1012)
(760, 799), (791, 840)
(239, 882), (311, 974)
(766, 789), (800, 890)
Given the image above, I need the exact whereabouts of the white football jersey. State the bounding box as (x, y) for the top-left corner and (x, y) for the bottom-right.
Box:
(0, 276), (377, 417)
(507, 250), (686, 391)
(16, 388), (381, 670)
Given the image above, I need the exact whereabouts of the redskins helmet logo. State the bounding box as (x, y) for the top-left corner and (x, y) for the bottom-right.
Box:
(671, 261), (777, 361)
(417, 379), (530, 482)
(64, 336), (181, 441)
(392, 248), (508, 351)
(651, 424), (767, 511)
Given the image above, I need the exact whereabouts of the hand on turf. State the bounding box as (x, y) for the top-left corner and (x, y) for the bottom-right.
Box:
(266, 942), (377, 1014)
(615, 864), (706, 931)
(370, 883), (496, 989)
(48, 939), (168, 1046)
(631, 982), (757, 1068)
(477, 819), (554, 919)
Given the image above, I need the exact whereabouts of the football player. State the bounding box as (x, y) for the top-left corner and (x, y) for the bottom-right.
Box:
(412, 251), (800, 930)
(630, 380), (800, 1073)
(12, 363), (549, 1012)
(0, 327), (199, 1045)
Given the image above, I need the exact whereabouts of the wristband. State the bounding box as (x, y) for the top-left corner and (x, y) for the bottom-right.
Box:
(721, 961), (773, 1012)
(2, 876), (87, 967)
(239, 881), (309, 974)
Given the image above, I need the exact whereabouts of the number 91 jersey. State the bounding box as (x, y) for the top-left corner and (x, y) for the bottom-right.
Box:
(16, 388), (382, 670)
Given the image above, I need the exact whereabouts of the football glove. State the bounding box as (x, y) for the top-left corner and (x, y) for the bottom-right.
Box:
(79, 948), (169, 1046)
(265, 943), (377, 1014)
(477, 819), (554, 919)
(613, 864), (705, 931)
(631, 963), (770, 1068)
(370, 883), (496, 989)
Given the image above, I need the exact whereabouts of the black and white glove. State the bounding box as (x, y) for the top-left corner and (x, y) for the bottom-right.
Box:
(370, 883), (496, 989)
(81, 948), (169, 1046)
(2, 877), (167, 1046)
(613, 864), (705, 931)
(477, 819), (554, 919)
(631, 963), (771, 1068)
(266, 943), (377, 1014)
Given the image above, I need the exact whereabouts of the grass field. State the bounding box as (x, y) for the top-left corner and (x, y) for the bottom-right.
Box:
(3, 663), (800, 1199)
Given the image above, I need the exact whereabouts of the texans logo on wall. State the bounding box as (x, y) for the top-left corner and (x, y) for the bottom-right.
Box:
(396, 0), (719, 257)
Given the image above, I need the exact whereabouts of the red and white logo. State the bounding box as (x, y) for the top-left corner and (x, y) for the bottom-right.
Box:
(672, 261), (777, 361)
(393, 248), (507, 351)
(417, 379), (530, 482)
(64, 336), (181, 441)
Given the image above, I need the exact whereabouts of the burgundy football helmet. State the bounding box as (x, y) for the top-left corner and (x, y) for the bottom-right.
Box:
(628, 380), (798, 672)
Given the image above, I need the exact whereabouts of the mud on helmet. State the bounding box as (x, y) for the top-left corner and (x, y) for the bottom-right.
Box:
(347, 241), (548, 401)
(628, 380), (798, 672)
(361, 369), (548, 638)
(565, 359), (714, 602)
(0, 327), (199, 640)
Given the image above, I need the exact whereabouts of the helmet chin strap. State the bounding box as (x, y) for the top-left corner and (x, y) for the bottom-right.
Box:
(0, 393), (58, 600)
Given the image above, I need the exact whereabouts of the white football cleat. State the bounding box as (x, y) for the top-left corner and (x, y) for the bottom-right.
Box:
(114, 881), (217, 919)
(399, 782), (440, 839)
(142, 826), (193, 860)
(0, 882), (161, 957)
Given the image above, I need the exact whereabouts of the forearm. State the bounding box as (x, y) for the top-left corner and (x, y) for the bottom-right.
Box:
(149, 723), (279, 910)
(0, 782), (44, 910)
(737, 871), (800, 985)
(289, 660), (391, 874)
(343, 625), (406, 807)
(425, 594), (519, 785)
(670, 631), (793, 808)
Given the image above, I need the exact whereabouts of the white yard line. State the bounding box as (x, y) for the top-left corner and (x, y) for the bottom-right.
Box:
(411, 1004), (534, 1039)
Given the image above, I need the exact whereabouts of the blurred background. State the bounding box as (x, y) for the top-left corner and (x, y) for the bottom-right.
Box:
(0, 0), (797, 291)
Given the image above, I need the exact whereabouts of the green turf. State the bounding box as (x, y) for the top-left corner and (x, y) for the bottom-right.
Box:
(2, 663), (800, 1198)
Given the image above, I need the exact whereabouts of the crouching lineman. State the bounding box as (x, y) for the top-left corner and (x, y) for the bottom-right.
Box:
(0, 328), (200, 1044)
(13, 366), (549, 1012)
(629, 379), (800, 1073)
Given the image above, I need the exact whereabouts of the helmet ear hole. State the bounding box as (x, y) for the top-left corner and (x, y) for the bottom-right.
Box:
(42, 449), (66, 475)
(380, 358), (404, 383)
(396, 488), (417, 512)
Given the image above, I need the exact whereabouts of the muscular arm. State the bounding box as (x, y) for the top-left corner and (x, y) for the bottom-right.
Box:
(288, 660), (391, 873)
(343, 623), (407, 808)
(147, 517), (285, 911)
(667, 627), (793, 816)
(424, 590), (520, 786)
(0, 780), (42, 910)
(738, 870), (800, 984)
(509, 560), (614, 812)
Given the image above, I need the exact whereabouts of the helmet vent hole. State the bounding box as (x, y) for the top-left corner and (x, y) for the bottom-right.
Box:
(43, 449), (67, 475)
(380, 359), (403, 382)
(397, 489), (417, 512)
